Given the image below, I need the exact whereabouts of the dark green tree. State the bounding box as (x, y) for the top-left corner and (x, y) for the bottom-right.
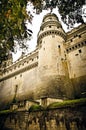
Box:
(0, 0), (33, 65)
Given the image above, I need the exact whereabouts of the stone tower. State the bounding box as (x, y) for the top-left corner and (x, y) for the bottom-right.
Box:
(36, 13), (73, 99)
(1, 13), (85, 109)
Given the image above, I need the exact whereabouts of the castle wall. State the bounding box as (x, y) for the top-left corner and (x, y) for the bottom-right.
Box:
(0, 66), (39, 108)
(67, 45), (86, 78)
(0, 68), (37, 99)
(0, 13), (86, 108)
(0, 78), (13, 103)
(66, 45), (86, 97)
(66, 24), (86, 97)
(0, 50), (39, 108)
(21, 66), (38, 99)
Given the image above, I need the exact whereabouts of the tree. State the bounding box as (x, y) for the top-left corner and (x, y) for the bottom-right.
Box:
(0, 0), (31, 65)
(0, 0), (85, 65)
(35, 0), (85, 26)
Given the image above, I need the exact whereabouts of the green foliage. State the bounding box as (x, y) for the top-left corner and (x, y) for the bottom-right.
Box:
(29, 104), (44, 112)
(0, 98), (86, 114)
(0, 109), (11, 115)
(0, 0), (32, 65)
(57, 0), (85, 27)
(48, 98), (86, 109)
(32, 0), (85, 24)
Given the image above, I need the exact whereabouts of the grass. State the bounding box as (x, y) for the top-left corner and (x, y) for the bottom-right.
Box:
(47, 98), (86, 109)
(0, 98), (86, 114)
(0, 109), (12, 115)
(29, 104), (44, 112)
(0, 109), (17, 115)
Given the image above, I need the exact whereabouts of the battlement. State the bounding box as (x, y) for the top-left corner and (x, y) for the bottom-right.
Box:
(0, 49), (39, 81)
(66, 24), (86, 41)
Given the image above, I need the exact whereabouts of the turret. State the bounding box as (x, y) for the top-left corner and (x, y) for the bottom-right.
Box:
(36, 13), (73, 99)
(37, 13), (66, 76)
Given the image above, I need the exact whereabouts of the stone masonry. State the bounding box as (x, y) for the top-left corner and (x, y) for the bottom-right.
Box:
(0, 13), (86, 109)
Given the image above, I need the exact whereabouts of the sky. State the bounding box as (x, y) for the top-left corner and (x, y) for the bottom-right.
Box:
(12, 4), (86, 62)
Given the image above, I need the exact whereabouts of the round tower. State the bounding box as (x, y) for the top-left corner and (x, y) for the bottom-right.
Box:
(36, 13), (73, 99)
(37, 13), (66, 75)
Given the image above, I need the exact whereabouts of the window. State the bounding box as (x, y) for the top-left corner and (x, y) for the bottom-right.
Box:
(40, 40), (42, 44)
(65, 54), (66, 58)
(84, 41), (86, 45)
(75, 45), (77, 48)
(49, 18), (52, 20)
(79, 49), (82, 53)
(78, 44), (80, 47)
(15, 85), (18, 93)
(70, 39), (73, 42)
(75, 54), (78, 56)
(72, 47), (74, 49)
(37, 56), (39, 59)
(66, 49), (69, 52)
(74, 34), (77, 38)
(58, 45), (60, 48)
(79, 35), (81, 38)
(49, 25), (51, 28)
(81, 42), (84, 45)
(55, 31), (57, 34)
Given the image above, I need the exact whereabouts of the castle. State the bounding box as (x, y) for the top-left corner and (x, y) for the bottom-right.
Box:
(0, 13), (86, 109)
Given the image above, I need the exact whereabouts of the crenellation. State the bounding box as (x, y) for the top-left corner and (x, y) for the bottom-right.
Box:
(66, 40), (86, 53)
(5, 50), (38, 69)
(37, 30), (66, 45)
(0, 50), (39, 81)
(0, 62), (38, 82)
(67, 24), (86, 35)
